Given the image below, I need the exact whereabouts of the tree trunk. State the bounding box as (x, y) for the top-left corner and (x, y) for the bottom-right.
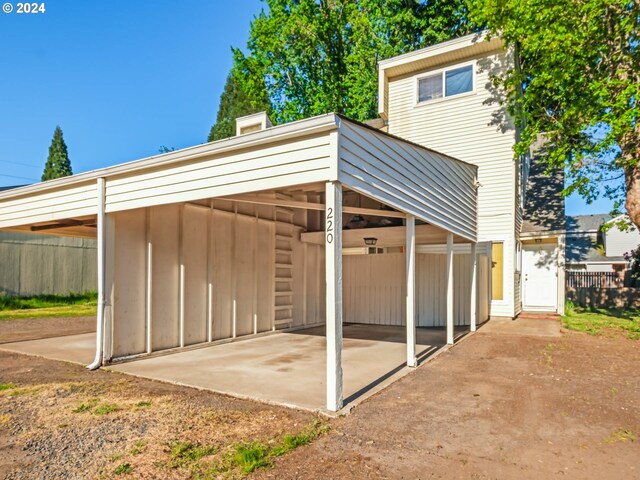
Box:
(625, 165), (640, 230)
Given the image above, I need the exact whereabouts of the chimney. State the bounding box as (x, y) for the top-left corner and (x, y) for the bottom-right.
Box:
(235, 112), (273, 136)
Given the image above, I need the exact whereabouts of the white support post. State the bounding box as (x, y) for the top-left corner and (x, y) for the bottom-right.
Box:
(470, 242), (477, 332)
(145, 209), (152, 354)
(178, 205), (185, 348)
(557, 234), (566, 315)
(446, 233), (454, 345)
(325, 181), (343, 412)
(405, 215), (416, 367)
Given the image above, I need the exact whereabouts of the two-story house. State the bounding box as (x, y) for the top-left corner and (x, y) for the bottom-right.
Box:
(378, 32), (566, 317)
(0, 32), (566, 412)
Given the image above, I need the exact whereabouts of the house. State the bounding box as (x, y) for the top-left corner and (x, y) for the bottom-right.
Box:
(0, 186), (96, 296)
(0, 32), (565, 412)
(377, 33), (565, 316)
(566, 214), (640, 272)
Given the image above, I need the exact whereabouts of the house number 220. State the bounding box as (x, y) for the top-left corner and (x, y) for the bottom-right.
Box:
(326, 207), (334, 244)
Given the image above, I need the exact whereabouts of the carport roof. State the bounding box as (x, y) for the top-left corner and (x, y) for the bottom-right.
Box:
(0, 114), (478, 242)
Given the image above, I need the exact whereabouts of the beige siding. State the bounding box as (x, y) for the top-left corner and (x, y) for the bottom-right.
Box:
(0, 182), (97, 229)
(386, 50), (517, 317)
(338, 120), (478, 241)
(104, 134), (334, 213)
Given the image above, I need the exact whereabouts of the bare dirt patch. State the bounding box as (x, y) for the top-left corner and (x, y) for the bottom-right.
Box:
(256, 329), (640, 480)
(1, 317), (639, 479)
(0, 316), (94, 343)
(0, 352), (316, 479)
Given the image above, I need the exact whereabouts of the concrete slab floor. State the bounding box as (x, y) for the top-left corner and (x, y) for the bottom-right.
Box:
(478, 317), (561, 337)
(0, 332), (95, 365)
(0, 324), (468, 411)
(110, 324), (464, 411)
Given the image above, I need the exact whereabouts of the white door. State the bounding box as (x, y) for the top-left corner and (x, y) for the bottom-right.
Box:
(522, 245), (558, 312)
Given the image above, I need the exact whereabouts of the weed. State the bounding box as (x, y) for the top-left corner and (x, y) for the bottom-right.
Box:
(93, 403), (121, 415)
(135, 400), (152, 409)
(564, 299), (575, 316)
(113, 462), (133, 475)
(605, 427), (637, 444)
(164, 440), (217, 469)
(0, 383), (15, 391)
(109, 453), (123, 462)
(72, 398), (98, 413)
(131, 439), (146, 455)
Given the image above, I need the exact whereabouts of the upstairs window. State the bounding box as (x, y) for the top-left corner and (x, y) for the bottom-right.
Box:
(417, 64), (474, 103)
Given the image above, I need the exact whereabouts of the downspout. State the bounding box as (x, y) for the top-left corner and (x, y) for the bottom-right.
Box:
(87, 177), (106, 370)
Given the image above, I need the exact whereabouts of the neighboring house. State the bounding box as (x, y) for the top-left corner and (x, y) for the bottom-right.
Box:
(378, 33), (565, 316)
(566, 214), (640, 272)
(0, 186), (97, 296)
(0, 32), (570, 411)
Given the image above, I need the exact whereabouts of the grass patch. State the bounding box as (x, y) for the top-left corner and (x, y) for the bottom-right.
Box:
(271, 419), (329, 457)
(135, 400), (152, 409)
(562, 307), (640, 339)
(93, 403), (121, 415)
(605, 427), (637, 443)
(211, 418), (330, 477)
(7, 386), (41, 396)
(0, 383), (16, 391)
(72, 398), (99, 413)
(163, 440), (217, 469)
(231, 442), (270, 474)
(113, 462), (133, 475)
(0, 291), (97, 319)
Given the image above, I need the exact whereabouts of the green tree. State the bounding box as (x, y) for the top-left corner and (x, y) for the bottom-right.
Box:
(42, 126), (73, 181)
(208, 62), (271, 142)
(470, 0), (640, 228)
(232, 0), (477, 124)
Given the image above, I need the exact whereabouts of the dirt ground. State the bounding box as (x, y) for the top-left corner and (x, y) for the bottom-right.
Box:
(1, 318), (639, 479)
(256, 329), (640, 480)
(0, 316), (94, 343)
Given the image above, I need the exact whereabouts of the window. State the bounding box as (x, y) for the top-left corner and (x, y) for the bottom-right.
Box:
(491, 242), (504, 301)
(418, 74), (443, 102)
(417, 64), (474, 104)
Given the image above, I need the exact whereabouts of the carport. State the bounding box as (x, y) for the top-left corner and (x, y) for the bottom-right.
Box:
(0, 113), (487, 411)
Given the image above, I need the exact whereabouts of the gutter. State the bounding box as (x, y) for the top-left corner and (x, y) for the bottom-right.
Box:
(87, 177), (106, 370)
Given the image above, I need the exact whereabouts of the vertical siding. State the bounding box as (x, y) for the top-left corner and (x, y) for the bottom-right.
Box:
(109, 202), (329, 359)
(0, 232), (96, 296)
(343, 253), (405, 325)
(343, 252), (479, 327)
(386, 50), (517, 317)
(112, 210), (146, 356)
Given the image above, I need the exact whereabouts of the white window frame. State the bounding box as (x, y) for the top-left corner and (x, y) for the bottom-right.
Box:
(414, 61), (476, 106)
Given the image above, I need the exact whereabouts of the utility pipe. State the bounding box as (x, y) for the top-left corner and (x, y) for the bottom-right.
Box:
(87, 177), (106, 370)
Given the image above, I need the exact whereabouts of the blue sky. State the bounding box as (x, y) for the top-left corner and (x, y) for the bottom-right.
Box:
(0, 1), (612, 215)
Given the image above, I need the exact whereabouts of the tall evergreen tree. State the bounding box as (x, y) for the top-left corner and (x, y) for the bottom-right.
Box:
(42, 126), (73, 181)
(208, 61), (271, 142)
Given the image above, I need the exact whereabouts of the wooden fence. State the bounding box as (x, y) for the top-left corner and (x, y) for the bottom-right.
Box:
(566, 271), (623, 289)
